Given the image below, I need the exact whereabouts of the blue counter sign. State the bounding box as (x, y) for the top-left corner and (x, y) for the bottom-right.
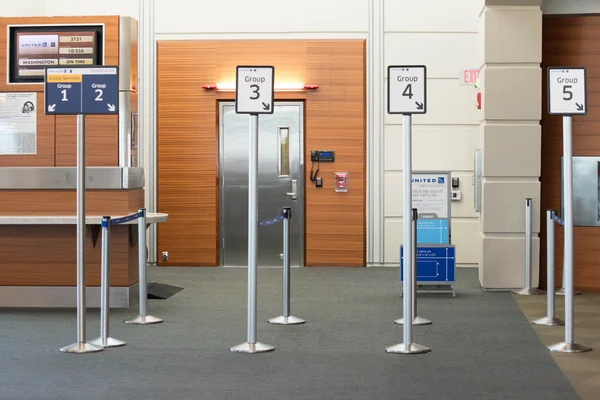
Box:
(44, 66), (119, 115)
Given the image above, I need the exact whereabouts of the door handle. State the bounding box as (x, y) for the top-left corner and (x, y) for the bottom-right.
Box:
(286, 179), (297, 200)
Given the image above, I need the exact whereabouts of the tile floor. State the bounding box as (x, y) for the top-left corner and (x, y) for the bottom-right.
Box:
(515, 291), (600, 400)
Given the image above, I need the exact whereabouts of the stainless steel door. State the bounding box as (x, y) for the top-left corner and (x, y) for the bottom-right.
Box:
(220, 101), (304, 267)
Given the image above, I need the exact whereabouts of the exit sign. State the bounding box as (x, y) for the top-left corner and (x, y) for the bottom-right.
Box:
(460, 68), (480, 86)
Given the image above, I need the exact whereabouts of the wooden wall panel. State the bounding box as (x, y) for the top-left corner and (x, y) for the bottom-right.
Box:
(0, 93), (55, 166)
(0, 188), (144, 215)
(541, 15), (600, 292)
(157, 40), (366, 267)
(55, 115), (119, 166)
(0, 225), (133, 286)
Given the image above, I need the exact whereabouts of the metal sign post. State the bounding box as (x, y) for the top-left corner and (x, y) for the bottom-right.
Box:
(546, 66), (591, 353)
(385, 65), (430, 355)
(125, 208), (163, 325)
(45, 66), (118, 354)
(91, 217), (127, 347)
(532, 210), (565, 326)
(230, 65), (276, 354)
(268, 208), (305, 325)
(396, 209), (432, 326)
(513, 198), (545, 295)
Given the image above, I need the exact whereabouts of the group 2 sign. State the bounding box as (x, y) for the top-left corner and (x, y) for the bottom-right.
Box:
(44, 66), (119, 116)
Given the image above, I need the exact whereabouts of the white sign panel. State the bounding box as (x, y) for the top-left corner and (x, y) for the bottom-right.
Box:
(548, 67), (587, 115)
(412, 173), (449, 219)
(0, 92), (37, 155)
(387, 65), (427, 115)
(235, 66), (275, 115)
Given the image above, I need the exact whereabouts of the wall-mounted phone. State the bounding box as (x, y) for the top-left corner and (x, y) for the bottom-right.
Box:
(310, 150), (335, 187)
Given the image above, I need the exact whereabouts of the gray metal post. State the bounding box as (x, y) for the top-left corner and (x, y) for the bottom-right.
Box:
(395, 209), (431, 326)
(268, 208), (305, 325)
(60, 115), (102, 354)
(231, 114), (274, 353)
(548, 116), (592, 353)
(386, 114), (430, 355)
(125, 208), (163, 325)
(533, 210), (564, 326)
(513, 198), (545, 295)
(556, 261), (582, 296)
(91, 217), (126, 347)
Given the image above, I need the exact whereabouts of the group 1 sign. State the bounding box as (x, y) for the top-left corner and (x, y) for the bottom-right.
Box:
(44, 66), (119, 116)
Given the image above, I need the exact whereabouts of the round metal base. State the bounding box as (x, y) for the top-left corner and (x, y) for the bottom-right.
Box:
(548, 342), (593, 353)
(59, 342), (103, 354)
(555, 288), (583, 296)
(512, 287), (546, 296)
(394, 316), (432, 326)
(89, 336), (127, 348)
(385, 343), (431, 354)
(268, 315), (306, 325)
(124, 315), (163, 325)
(532, 316), (565, 326)
(230, 342), (275, 354)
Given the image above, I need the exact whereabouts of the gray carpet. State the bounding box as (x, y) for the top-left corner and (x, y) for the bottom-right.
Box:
(0, 267), (579, 400)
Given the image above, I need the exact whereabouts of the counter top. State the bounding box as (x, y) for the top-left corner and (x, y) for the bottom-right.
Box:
(0, 212), (168, 225)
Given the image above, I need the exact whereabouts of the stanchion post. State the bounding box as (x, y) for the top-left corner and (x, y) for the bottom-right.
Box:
(231, 114), (275, 354)
(125, 208), (163, 325)
(513, 198), (545, 295)
(533, 210), (564, 326)
(91, 217), (126, 347)
(548, 116), (592, 353)
(60, 114), (102, 354)
(395, 209), (431, 326)
(268, 207), (305, 325)
(386, 114), (430, 355)
(556, 261), (582, 296)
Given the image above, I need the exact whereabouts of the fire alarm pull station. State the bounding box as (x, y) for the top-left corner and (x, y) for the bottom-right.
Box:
(334, 172), (348, 193)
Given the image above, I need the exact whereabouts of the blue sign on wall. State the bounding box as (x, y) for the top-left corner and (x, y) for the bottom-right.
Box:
(400, 245), (455, 283)
(44, 66), (119, 116)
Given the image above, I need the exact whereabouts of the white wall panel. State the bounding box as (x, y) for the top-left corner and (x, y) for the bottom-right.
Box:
(154, 0), (368, 34)
(384, 218), (403, 262)
(385, 0), (481, 32)
(45, 0), (138, 17)
(451, 219), (480, 264)
(385, 125), (479, 171)
(385, 79), (481, 125)
(385, 33), (479, 78)
(1, 1), (46, 16)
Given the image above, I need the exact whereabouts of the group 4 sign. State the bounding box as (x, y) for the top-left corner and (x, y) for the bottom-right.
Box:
(44, 66), (119, 116)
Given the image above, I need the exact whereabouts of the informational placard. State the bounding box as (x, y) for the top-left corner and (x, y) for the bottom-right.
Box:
(44, 66), (119, 115)
(412, 171), (451, 245)
(387, 65), (427, 115)
(0, 92), (37, 155)
(401, 245), (455, 283)
(235, 66), (274, 115)
(548, 67), (586, 116)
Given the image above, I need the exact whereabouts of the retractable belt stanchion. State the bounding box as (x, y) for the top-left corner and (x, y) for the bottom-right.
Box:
(532, 210), (565, 327)
(91, 217), (126, 347)
(125, 208), (163, 325)
(60, 115), (103, 354)
(395, 209), (431, 326)
(548, 116), (592, 353)
(386, 114), (430, 355)
(268, 207), (305, 325)
(556, 259), (582, 296)
(231, 114), (275, 354)
(513, 198), (545, 296)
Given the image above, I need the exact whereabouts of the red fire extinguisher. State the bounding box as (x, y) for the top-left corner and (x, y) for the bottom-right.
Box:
(475, 79), (481, 110)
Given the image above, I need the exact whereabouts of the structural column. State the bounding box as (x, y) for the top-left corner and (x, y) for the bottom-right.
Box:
(478, 1), (543, 289)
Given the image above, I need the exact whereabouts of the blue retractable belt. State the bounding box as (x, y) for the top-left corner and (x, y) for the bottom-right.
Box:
(552, 214), (564, 226)
(101, 211), (143, 228)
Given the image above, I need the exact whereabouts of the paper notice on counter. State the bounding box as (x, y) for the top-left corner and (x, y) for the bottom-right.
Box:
(0, 92), (37, 155)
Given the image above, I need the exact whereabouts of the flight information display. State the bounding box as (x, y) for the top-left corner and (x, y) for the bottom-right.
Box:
(15, 30), (98, 78)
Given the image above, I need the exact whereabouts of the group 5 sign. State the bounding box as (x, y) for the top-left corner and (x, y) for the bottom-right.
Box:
(548, 67), (586, 116)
